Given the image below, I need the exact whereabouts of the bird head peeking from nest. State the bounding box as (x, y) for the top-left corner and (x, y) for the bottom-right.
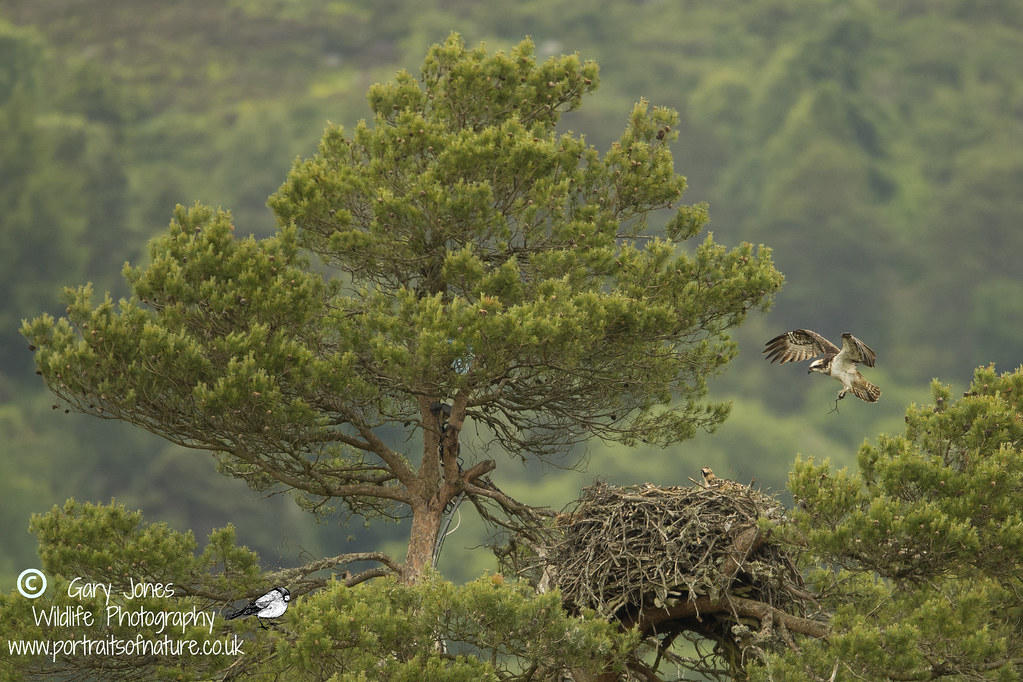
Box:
(701, 467), (745, 492)
(700, 467), (717, 487)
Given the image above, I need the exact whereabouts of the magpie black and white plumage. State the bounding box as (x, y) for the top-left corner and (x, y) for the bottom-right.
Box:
(763, 330), (881, 404)
(226, 586), (290, 627)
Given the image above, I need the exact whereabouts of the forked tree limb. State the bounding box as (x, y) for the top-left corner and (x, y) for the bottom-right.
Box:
(622, 594), (830, 640)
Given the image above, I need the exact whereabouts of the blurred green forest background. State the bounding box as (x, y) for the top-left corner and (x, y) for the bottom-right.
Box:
(2, 0), (1021, 585)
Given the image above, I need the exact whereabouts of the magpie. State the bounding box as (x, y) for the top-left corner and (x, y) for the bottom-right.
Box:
(226, 586), (290, 628)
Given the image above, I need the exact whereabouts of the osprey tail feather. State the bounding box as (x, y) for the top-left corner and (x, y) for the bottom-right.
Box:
(851, 377), (881, 403)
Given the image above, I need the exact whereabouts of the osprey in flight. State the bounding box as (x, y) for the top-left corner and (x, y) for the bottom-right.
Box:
(763, 330), (881, 404)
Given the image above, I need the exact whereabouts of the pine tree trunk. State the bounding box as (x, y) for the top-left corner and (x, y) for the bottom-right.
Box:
(399, 395), (468, 583)
(403, 502), (443, 584)
(401, 399), (446, 583)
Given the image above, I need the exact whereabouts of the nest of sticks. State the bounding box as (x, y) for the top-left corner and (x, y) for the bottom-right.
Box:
(544, 480), (798, 612)
(500, 479), (822, 675)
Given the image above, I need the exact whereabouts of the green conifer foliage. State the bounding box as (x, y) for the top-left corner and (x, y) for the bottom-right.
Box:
(22, 35), (781, 583)
(765, 365), (1023, 681)
(277, 573), (636, 680)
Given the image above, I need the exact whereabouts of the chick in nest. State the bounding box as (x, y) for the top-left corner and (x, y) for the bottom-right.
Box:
(700, 466), (746, 493)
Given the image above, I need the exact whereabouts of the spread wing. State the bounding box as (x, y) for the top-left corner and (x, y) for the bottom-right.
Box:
(763, 329), (839, 364)
(838, 332), (876, 368)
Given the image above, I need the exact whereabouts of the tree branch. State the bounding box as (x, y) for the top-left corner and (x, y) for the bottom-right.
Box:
(623, 595), (830, 640)
(266, 551), (402, 592)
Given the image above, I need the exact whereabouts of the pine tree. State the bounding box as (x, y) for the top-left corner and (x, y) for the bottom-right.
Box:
(22, 34), (781, 586)
(762, 365), (1023, 681)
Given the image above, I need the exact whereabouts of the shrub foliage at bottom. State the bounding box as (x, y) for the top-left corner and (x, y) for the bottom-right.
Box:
(277, 574), (635, 681)
(0, 500), (634, 681)
(759, 365), (1023, 681)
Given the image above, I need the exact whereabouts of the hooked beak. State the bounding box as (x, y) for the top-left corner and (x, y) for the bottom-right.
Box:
(807, 368), (813, 374)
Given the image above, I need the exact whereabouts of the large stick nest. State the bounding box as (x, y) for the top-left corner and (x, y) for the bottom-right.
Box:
(538, 481), (801, 620)
(489, 478), (828, 678)
(493, 480), (825, 678)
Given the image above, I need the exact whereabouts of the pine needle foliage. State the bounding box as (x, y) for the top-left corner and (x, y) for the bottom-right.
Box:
(764, 365), (1023, 681)
(22, 34), (781, 583)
